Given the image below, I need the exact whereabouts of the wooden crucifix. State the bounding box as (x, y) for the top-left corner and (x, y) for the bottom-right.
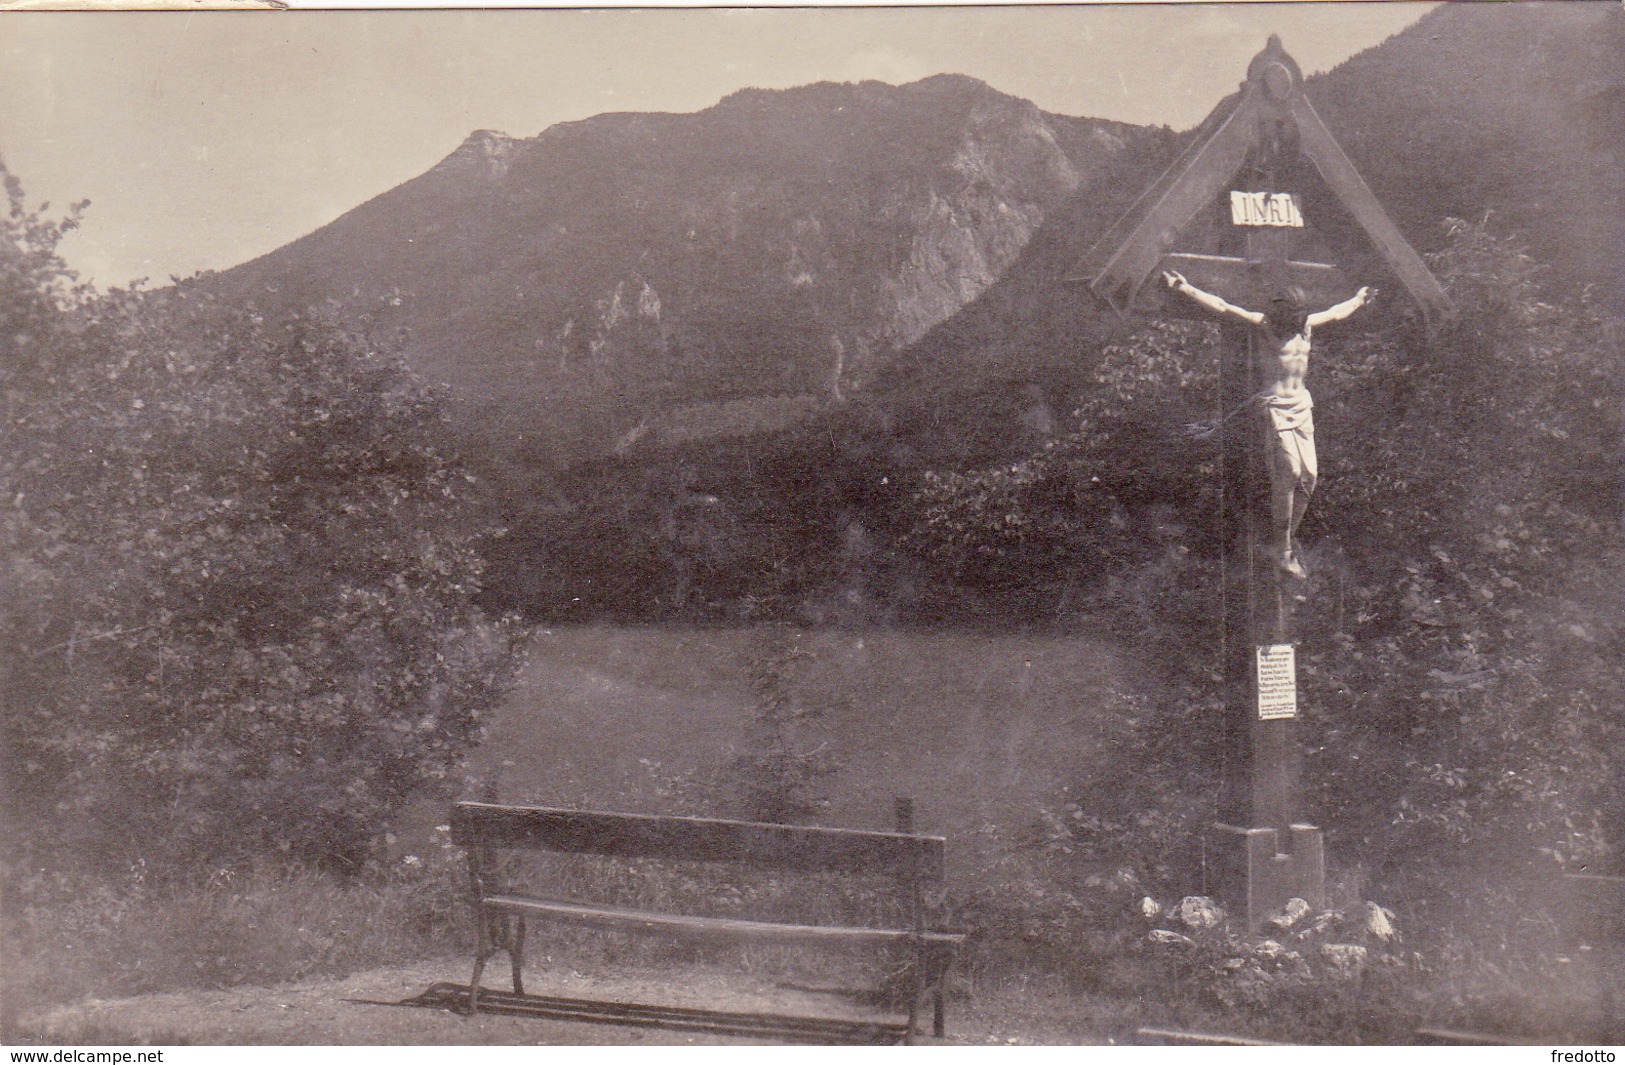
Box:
(1072, 36), (1451, 929)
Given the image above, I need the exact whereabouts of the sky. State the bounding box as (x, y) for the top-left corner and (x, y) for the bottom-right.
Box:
(0, 3), (1436, 289)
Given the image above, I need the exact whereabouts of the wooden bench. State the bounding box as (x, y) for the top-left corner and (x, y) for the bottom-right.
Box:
(449, 798), (965, 1041)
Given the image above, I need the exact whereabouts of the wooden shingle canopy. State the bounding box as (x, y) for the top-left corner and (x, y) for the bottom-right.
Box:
(1076, 36), (1452, 326)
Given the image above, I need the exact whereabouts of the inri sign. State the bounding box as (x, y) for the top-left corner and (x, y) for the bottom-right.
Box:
(1230, 191), (1304, 228)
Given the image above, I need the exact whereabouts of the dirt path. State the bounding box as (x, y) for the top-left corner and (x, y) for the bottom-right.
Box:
(11, 958), (1117, 1046)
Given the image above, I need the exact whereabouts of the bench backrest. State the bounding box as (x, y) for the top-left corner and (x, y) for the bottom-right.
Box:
(450, 801), (946, 882)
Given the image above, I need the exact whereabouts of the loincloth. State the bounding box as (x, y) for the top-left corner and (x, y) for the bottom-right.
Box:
(1263, 390), (1317, 486)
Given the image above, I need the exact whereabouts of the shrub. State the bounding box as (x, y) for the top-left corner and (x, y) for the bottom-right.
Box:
(1298, 219), (1622, 890)
(902, 319), (1224, 596)
(0, 165), (525, 875)
(723, 625), (841, 824)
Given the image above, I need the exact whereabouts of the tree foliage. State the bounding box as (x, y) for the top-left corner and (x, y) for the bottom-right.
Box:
(0, 165), (523, 874)
(903, 318), (1224, 592)
(725, 626), (839, 824)
(1304, 220), (1622, 881)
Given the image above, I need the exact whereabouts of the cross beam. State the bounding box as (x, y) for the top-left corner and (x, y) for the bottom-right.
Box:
(1150, 252), (1349, 318)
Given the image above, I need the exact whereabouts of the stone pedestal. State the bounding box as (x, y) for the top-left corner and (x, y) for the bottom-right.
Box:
(1206, 822), (1325, 931)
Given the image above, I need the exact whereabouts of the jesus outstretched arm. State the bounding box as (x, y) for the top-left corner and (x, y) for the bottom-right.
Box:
(1306, 287), (1374, 328)
(1161, 270), (1264, 326)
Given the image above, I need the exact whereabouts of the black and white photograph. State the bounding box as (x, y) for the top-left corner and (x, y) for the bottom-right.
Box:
(1, 0), (1621, 1048)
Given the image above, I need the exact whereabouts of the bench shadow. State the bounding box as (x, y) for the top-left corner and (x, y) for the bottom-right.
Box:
(350, 981), (910, 1045)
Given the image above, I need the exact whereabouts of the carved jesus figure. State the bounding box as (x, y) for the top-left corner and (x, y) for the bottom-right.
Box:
(1162, 270), (1372, 579)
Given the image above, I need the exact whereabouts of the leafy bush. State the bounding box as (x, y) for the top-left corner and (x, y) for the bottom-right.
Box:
(1297, 219), (1623, 893)
(0, 165), (524, 874)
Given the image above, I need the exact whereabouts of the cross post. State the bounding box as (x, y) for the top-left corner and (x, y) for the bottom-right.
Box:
(1203, 212), (1324, 932)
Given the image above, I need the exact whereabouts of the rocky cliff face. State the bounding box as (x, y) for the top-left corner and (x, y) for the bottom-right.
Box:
(431, 129), (523, 182)
(870, 92), (1095, 358)
(216, 75), (1146, 460)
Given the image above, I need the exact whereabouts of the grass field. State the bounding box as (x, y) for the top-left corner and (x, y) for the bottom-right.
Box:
(455, 623), (1155, 882)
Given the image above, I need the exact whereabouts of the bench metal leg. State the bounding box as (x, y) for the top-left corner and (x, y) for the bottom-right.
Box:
(510, 917), (527, 996)
(468, 903), (496, 1017)
(470, 910), (527, 1014)
(904, 974), (946, 1043)
(468, 950), (490, 1017)
(904, 946), (924, 1043)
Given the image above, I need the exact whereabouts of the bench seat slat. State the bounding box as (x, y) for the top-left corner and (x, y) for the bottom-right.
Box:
(452, 802), (945, 878)
(481, 895), (966, 948)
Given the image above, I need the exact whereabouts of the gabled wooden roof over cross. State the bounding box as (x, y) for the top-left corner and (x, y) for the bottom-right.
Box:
(1075, 36), (1452, 327)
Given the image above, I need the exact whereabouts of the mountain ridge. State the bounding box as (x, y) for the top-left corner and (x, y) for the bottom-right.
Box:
(214, 73), (1154, 462)
(212, 4), (1621, 479)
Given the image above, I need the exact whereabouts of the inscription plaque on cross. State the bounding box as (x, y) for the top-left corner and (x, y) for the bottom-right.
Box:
(1072, 35), (1451, 929)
